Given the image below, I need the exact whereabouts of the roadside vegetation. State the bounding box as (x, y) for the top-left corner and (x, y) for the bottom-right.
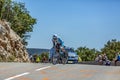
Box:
(76, 39), (120, 61)
(0, 0), (36, 45)
(30, 52), (49, 63)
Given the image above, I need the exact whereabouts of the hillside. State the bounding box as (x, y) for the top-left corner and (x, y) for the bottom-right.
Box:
(0, 20), (29, 62)
(27, 48), (50, 55)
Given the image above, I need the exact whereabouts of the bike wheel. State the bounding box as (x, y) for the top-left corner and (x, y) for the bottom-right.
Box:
(62, 58), (67, 64)
(52, 56), (58, 65)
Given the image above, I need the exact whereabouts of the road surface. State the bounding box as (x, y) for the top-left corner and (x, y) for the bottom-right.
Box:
(0, 63), (120, 80)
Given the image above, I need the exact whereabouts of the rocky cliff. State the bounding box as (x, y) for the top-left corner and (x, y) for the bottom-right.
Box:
(0, 20), (29, 62)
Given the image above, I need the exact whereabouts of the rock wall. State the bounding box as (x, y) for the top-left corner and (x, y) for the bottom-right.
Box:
(0, 20), (29, 62)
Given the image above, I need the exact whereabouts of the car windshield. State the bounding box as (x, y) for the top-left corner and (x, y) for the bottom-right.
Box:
(68, 52), (77, 56)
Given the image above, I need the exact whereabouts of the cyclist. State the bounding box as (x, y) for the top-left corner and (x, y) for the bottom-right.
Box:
(52, 34), (64, 64)
(52, 34), (64, 53)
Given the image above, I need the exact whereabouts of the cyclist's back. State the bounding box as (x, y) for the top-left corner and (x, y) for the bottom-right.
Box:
(52, 34), (64, 52)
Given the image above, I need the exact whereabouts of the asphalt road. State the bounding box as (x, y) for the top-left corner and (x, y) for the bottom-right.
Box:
(0, 63), (120, 80)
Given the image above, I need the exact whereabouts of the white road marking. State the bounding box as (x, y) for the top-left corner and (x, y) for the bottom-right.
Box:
(4, 66), (52, 80)
(4, 72), (30, 80)
(35, 66), (51, 71)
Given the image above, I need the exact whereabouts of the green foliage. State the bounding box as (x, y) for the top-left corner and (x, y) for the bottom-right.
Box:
(7, 55), (16, 62)
(76, 47), (98, 61)
(0, 54), (15, 62)
(0, 56), (3, 61)
(40, 52), (49, 60)
(0, 54), (6, 61)
(33, 52), (49, 63)
(101, 39), (120, 60)
(76, 39), (120, 61)
(0, 0), (36, 45)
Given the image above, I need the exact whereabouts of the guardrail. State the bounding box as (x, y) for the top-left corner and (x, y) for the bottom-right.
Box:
(78, 61), (120, 66)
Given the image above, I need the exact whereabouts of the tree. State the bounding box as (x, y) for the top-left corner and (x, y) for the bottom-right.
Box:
(40, 52), (49, 62)
(101, 39), (120, 60)
(0, 0), (36, 45)
(76, 39), (120, 61)
(76, 47), (99, 61)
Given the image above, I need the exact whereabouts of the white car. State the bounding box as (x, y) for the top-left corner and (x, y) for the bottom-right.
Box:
(67, 52), (78, 64)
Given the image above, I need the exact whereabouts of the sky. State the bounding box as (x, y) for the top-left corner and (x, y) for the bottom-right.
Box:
(14, 0), (120, 50)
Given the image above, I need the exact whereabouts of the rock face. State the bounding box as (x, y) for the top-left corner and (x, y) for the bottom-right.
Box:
(0, 20), (29, 62)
